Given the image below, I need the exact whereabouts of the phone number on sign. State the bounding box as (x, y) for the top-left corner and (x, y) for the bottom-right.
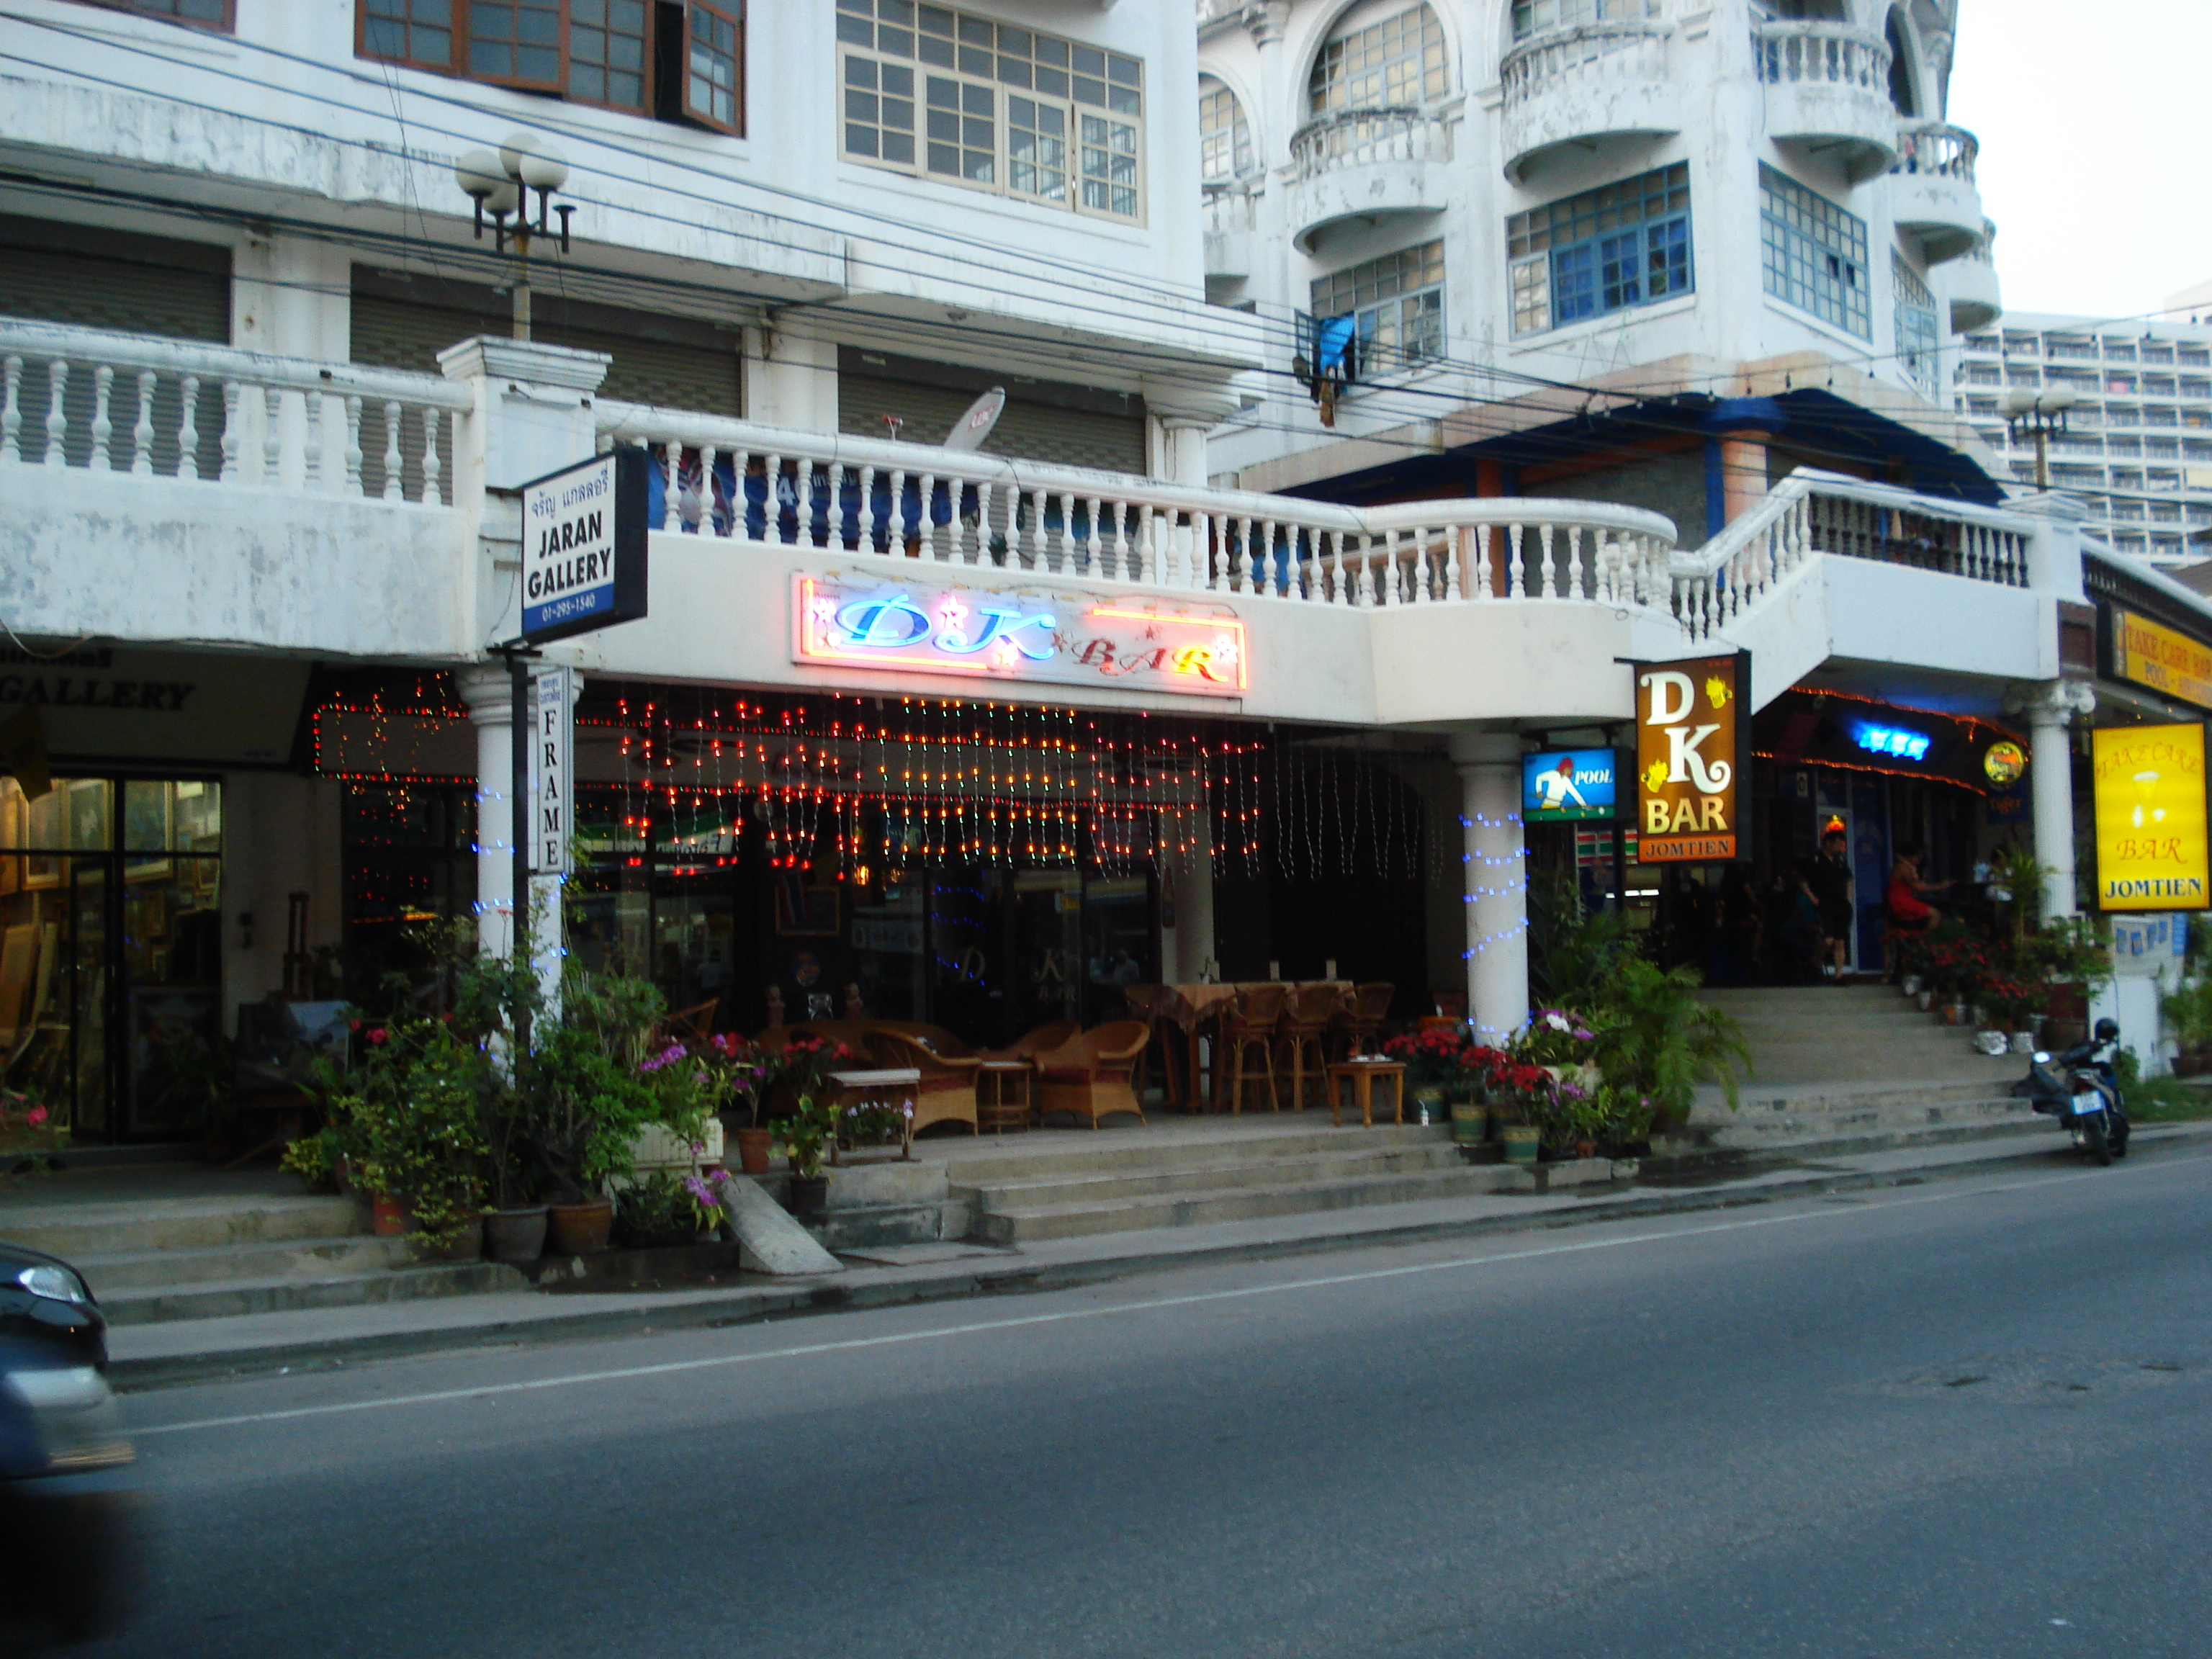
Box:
(531, 590), (608, 624)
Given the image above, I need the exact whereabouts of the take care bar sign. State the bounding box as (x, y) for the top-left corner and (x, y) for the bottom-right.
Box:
(2092, 722), (2211, 910)
(1634, 652), (1750, 863)
(519, 449), (649, 644)
(791, 573), (1246, 697)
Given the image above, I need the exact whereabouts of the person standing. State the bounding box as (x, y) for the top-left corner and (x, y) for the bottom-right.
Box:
(1808, 827), (1855, 982)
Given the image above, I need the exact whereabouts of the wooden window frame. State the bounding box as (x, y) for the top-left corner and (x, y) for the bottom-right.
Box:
(681, 1), (746, 137)
(74, 0), (235, 30)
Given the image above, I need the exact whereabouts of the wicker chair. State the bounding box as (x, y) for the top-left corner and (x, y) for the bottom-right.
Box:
(980, 1020), (1082, 1063)
(1331, 982), (1395, 1061)
(1277, 984), (1344, 1111)
(1033, 1021), (1151, 1129)
(1220, 983), (1287, 1113)
(1121, 984), (1184, 1110)
(862, 1027), (979, 1137)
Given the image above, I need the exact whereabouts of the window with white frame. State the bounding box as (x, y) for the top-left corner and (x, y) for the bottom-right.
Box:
(837, 1), (1143, 220)
(1309, 4), (1448, 114)
(1894, 253), (1938, 399)
(1311, 240), (1446, 372)
(1511, 0), (1660, 40)
(1508, 164), (1691, 337)
(1200, 78), (1253, 182)
(1759, 164), (1869, 338)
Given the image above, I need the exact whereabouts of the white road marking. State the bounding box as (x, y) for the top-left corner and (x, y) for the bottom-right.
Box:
(131, 1158), (2196, 1439)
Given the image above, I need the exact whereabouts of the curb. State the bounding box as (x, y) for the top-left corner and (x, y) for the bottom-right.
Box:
(108, 1124), (2212, 1392)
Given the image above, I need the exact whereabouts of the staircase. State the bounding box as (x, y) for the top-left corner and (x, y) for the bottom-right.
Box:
(0, 1169), (524, 1327)
(950, 1121), (1537, 1245)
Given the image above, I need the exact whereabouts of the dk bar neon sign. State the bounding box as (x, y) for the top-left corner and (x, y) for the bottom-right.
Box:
(792, 574), (1247, 697)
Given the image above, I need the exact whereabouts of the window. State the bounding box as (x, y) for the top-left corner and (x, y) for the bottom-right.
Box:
(359, 1), (745, 134)
(1311, 241), (1446, 374)
(1893, 253), (1938, 399)
(837, 1), (1143, 220)
(1511, 0), (1659, 36)
(1200, 78), (1253, 182)
(1963, 333), (1999, 354)
(1758, 164), (1869, 338)
(73, 0), (230, 24)
(1508, 163), (1691, 336)
(1310, 4), (1447, 114)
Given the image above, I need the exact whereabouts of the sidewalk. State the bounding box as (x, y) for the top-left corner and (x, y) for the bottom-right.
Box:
(104, 1119), (2212, 1391)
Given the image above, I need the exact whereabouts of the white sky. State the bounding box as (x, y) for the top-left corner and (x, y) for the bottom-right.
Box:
(1948, 0), (2212, 323)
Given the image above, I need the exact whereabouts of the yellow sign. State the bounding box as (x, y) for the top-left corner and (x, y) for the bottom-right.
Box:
(1983, 740), (2027, 786)
(2110, 607), (2212, 711)
(2092, 723), (2211, 911)
(1635, 653), (1749, 863)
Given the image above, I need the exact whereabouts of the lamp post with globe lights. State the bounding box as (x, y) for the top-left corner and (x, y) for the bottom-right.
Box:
(453, 132), (575, 341)
(2003, 387), (2078, 492)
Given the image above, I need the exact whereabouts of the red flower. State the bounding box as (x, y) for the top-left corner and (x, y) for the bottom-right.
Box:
(25, 1106), (47, 1128)
(366, 1028), (390, 1046)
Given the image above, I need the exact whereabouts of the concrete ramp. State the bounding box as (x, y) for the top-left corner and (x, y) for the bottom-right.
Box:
(719, 1174), (845, 1276)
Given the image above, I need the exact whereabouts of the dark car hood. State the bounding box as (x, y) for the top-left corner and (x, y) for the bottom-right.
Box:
(0, 1240), (76, 1276)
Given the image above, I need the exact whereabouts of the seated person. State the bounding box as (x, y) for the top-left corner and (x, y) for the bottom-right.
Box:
(1886, 842), (1949, 932)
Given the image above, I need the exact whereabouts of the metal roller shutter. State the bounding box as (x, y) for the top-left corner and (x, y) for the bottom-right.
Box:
(837, 350), (1146, 475)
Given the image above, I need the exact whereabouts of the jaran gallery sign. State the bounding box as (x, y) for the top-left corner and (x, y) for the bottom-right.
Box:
(1633, 652), (1750, 863)
(2092, 722), (2211, 910)
(791, 573), (1246, 698)
(519, 449), (649, 644)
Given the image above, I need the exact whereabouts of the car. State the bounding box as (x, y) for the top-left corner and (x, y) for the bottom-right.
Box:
(0, 1241), (107, 1374)
(0, 1334), (140, 1647)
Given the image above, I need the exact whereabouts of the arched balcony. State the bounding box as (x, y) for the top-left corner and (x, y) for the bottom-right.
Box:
(1948, 223), (2001, 333)
(1202, 183), (1256, 284)
(1889, 121), (1984, 265)
(1285, 108), (1453, 253)
(1500, 21), (1679, 184)
(1753, 19), (1898, 182)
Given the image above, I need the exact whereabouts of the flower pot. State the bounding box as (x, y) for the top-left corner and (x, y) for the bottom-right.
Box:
(369, 1192), (406, 1237)
(483, 1205), (549, 1264)
(407, 1215), (484, 1263)
(1411, 1086), (1447, 1126)
(1900, 975), (1923, 998)
(1448, 1102), (1485, 1146)
(2009, 1030), (2041, 1056)
(734, 1127), (773, 1176)
(784, 1173), (829, 1220)
(1940, 1002), (1966, 1027)
(1501, 1125), (1540, 1166)
(1916, 990), (1934, 1012)
(546, 1197), (614, 1256)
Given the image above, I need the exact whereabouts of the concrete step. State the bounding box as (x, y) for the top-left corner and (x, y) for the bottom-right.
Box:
(1, 1195), (367, 1259)
(74, 1234), (411, 1294)
(974, 1162), (1529, 1244)
(945, 1122), (1453, 1184)
(1696, 1095), (2033, 1146)
(1649, 1112), (2058, 1175)
(98, 1259), (531, 1327)
(955, 1143), (1473, 1209)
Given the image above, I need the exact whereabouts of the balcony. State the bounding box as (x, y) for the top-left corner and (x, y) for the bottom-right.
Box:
(1284, 109), (1451, 254)
(1499, 22), (1679, 184)
(1889, 122), (1984, 264)
(1949, 224), (2002, 333)
(1752, 21), (1897, 182)
(1201, 183), (1256, 284)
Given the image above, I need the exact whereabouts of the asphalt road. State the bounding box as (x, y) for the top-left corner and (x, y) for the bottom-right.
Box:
(66, 1141), (2212, 1658)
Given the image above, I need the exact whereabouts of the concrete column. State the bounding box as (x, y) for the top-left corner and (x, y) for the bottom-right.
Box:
(1449, 732), (1527, 1041)
(745, 323), (838, 433)
(2023, 680), (2092, 921)
(458, 667), (518, 960)
(2013, 488), (2089, 596)
(1169, 814), (1218, 983)
(1154, 414), (1213, 487)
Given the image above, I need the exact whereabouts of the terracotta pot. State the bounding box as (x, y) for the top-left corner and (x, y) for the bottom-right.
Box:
(735, 1127), (773, 1176)
(369, 1193), (407, 1237)
(406, 1215), (484, 1264)
(784, 1174), (829, 1221)
(483, 1205), (549, 1263)
(546, 1197), (615, 1256)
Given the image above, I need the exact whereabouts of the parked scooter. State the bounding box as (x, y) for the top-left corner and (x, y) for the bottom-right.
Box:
(2019, 1017), (2132, 1166)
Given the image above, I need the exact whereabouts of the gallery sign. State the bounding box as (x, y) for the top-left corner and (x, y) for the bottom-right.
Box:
(526, 666), (577, 876)
(2105, 606), (2212, 712)
(1632, 652), (1750, 863)
(2092, 722), (2211, 911)
(519, 449), (649, 644)
(791, 573), (1246, 698)
(1521, 749), (1624, 823)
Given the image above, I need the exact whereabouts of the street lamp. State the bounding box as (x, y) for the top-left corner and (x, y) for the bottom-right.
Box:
(453, 132), (575, 342)
(2003, 386), (2078, 491)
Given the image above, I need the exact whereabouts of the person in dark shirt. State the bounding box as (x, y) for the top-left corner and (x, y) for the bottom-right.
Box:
(1808, 828), (1854, 982)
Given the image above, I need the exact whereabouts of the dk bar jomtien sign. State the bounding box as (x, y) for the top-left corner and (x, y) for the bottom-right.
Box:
(791, 573), (1247, 698)
(519, 449), (649, 644)
(2092, 722), (2211, 911)
(1633, 652), (1750, 863)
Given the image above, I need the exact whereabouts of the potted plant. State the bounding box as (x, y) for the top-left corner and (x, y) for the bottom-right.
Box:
(1579, 955), (1748, 1138)
(0, 1088), (68, 1182)
(613, 1167), (729, 1248)
(719, 1035), (776, 1174)
(337, 1020), (493, 1262)
(1381, 1025), (1478, 1125)
(779, 1089), (837, 1220)
(149, 1032), (241, 1161)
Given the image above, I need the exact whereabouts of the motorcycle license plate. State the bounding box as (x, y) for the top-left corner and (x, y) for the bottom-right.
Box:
(2072, 1092), (2105, 1118)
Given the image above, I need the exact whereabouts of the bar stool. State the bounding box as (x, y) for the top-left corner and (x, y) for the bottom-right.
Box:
(1331, 982), (1395, 1063)
(1123, 985), (1182, 1111)
(1220, 983), (1287, 1114)
(1278, 984), (1344, 1111)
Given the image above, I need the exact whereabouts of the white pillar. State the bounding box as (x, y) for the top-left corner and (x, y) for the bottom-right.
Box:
(459, 667), (518, 960)
(1154, 414), (1213, 487)
(1169, 814), (1218, 983)
(1449, 732), (1527, 1041)
(745, 323), (837, 433)
(2023, 680), (2092, 921)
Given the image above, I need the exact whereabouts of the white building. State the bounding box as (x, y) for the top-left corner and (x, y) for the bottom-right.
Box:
(1953, 312), (2212, 568)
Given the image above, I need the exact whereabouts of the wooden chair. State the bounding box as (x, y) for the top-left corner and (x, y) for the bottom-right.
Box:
(862, 1028), (979, 1138)
(1332, 982), (1394, 1062)
(1121, 985), (1183, 1110)
(1219, 983), (1287, 1114)
(1033, 1021), (1151, 1129)
(657, 998), (719, 1048)
(1277, 984), (1344, 1111)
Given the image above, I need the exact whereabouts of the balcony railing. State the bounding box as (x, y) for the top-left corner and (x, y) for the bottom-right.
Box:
(1501, 21), (1671, 109)
(591, 402), (1679, 611)
(0, 316), (467, 503)
(1287, 108), (1449, 183)
(1891, 120), (1978, 185)
(1751, 21), (1892, 91)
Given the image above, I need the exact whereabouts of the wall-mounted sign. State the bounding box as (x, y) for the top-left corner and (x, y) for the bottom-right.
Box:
(2106, 606), (2212, 711)
(2092, 723), (2211, 911)
(526, 666), (576, 876)
(792, 574), (1246, 698)
(1983, 740), (2028, 786)
(519, 449), (649, 644)
(1853, 721), (1931, 762)
(1521, 749), (1624, 822)
(1634, 652), (1750, 863)
(1, 644), (308, 766)
(2110, 912), (2190, 978)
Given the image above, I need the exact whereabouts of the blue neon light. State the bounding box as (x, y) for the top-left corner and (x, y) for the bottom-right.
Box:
(1854, 722), (1931, 763)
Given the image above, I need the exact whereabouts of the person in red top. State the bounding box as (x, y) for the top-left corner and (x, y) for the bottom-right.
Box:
(1887, 843), (1948, 932)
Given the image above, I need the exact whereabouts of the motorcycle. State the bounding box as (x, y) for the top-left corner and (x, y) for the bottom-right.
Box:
(2018, 1017), (2131, 1166)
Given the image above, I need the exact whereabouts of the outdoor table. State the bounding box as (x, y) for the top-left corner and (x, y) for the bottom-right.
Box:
(976, 1060), (1035, 1135)
(1156, 982), (1353, 1112)
(1326, 1058), (1406, 1128)
(826, 1066), (921, 1164)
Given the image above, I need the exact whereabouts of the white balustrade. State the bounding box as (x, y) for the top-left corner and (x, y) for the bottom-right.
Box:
(1891, 120), (1979, 185)
(1501, 20), (1671, 109)
(1751, 21), (1891, 90)
(0, 315), (467, 503)
(1288, 108), (1450, 181)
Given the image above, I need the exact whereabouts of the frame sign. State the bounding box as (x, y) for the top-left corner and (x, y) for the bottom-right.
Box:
(519, 449), (649, 644)
(526, 666), (577, 876)
(2092, 723), (2211, 911)
(1522, 749), (1624, 823)
(1634, 652), (1750, 863)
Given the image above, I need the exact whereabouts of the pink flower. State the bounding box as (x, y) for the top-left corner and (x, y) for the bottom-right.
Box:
(25, 1106), (48, 1128)
(366, 1028), (389, 1046)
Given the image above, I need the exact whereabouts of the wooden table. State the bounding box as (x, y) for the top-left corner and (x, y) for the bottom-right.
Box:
(1326, 1059), (1406, 1128)
(827, 1066), (921, 1164)
(976, 1060), (1034, 1135)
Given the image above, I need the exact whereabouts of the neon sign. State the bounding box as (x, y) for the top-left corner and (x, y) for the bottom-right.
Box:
(1854, 722), (1931, 762)
(792, 574), (1247, 697)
